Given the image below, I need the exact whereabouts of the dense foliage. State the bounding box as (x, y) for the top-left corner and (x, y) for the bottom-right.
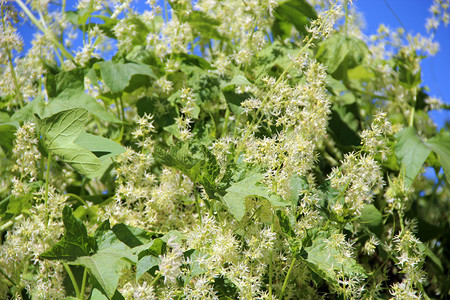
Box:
(1, 0), (449, 299)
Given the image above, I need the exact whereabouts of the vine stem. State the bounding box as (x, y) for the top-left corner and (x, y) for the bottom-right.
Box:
(44, 152), (52, 227)
(63, 263), (80, 298)
(279, 257), (296, 300)
(80, 267), (88, 300)
(0, 267), (17, 287)
(150, 273), (162, 287)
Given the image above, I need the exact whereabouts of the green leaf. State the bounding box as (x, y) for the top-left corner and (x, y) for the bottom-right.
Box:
(96, 61), (156, 94)
(12, 92), (121, 124)
(222, 171), (289, 221)
(41, 206), (95, 260)
(316, 34), (369, 80)
(276, 210), (296, 238)
(89, 285), (125, 300)
(187, 11), (225, 41)
(73, 231), (137, 298)
(111, 223), (156, 248)
(395, 127), (431, 187)
(172, 52), (215, 70)
(48, 91), (122, 124)
(273, 0), (317, 37)
(302, 228), (367, 286)
(46, 67), (85, 98)
(136, 239), (165, 279)
(154, 143), (221, 198)
(359, 204), (383, 238)
(38, 108), (102, 177)
(0, 123), (17, 153)
(425, 130), (450, 184)
(328, 104), (360, 147)
(73, 132), (125, 178)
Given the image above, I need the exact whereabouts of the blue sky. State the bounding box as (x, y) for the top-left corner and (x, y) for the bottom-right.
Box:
(14, 0), (450, 127)
(356, 0), (450, 128)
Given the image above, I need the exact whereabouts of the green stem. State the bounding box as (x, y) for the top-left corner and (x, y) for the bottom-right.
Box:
(280, 257), (296, 300)
(0, 267), (17, 287)
(221, 107), (230, 137)
(79, 267), (88, 300)
(408, 88), (417, 127)
(268, 215), (275, 299)
(344, 0), (349, 36)
(44, 152), (52, 227)
(63, 263), (80, 298)
(66, 193), (88, 206)
(150, 273), (162, 287)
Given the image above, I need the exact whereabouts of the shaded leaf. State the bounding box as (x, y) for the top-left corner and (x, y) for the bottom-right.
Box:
(316, 34), (369, 80)
(359, 204), (383, 238)
(41, 206), (95, 260)
(395, 127), (431, 187)
(273, 0), (317, 37)
(0, 123), (17, 153)
(425, 130), (450, 184)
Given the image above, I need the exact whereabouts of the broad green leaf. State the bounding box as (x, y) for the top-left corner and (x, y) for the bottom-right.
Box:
(96, 61), (156, 94)
(272, 18), (293, 41)
(221, 72), (252, 91)
(12, 92), (120, 124)
(74, 248), (132, 298)
(316, 34), (369, 80)
(48, 91), (121, 124)
(276, 210), (296, 237)
(395, 127), (431, 187)
(222, 171), (289, 221)
(136, 239), (165, 279)
(173, 52), (215, 70)
(328, 104), (360, 147)
(38, 108), (102, 177)
(6, 194), (33, 215)
(11, 89), (122, 123)
(0, 123), (17, 153)
(359, 204), (383, 238)
(41, 206), (95, 260)
(154, 143), (221, 198)
(425, 130), (450, 184)
(73, 132), (125, 178)
(74, 229), (137, 298)
(46, 67), (85, 98)
(111, 223), (156, 248)
(254, 42), (299, 79)
(187, 11), (225, 41)
(89, 284), (125, 300)
(273, 0), (317, 37)
(347, 65), (374, 80)
(11, 94), (45, 122)
(302, 229), (367, 286)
